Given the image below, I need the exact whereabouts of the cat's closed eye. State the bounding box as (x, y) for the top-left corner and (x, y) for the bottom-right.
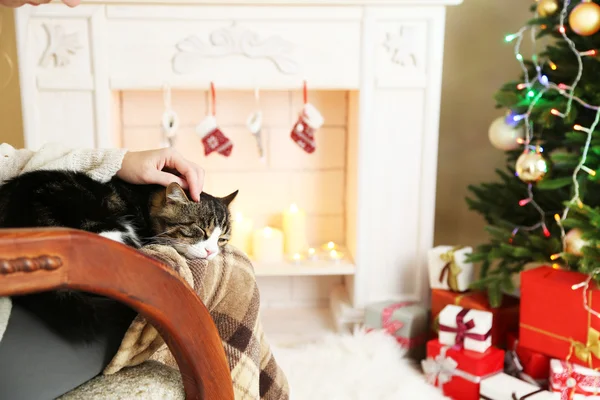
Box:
(180, 227), (202, 237)
(218, 237), (229, 245)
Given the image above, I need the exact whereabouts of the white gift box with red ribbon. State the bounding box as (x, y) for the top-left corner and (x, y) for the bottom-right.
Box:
(549, 359), (600, 399)
(480, 372), (552, 399)
(438, 304), (492, 353)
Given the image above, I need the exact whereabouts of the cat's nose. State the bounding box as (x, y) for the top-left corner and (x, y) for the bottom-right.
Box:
(206, 249), (213, 256)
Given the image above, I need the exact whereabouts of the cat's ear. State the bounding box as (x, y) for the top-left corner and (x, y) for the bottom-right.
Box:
(220, 190), (239, 207)
(166, 182), (189, 204)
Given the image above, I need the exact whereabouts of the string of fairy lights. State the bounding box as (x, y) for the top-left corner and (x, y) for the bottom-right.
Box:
(504, 0), (600, 263)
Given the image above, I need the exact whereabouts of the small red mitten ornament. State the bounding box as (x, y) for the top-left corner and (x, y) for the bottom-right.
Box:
(197, 115), (233, 157)
(291, 103), (324, 154)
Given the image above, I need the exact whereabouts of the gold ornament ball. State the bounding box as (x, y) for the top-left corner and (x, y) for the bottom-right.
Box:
(537, 0), (560, 17)
(565, 228), (588, 256)
(488, 116), (525, 151)
(569, 1), (600, 36)
(515, 151), (549, 183)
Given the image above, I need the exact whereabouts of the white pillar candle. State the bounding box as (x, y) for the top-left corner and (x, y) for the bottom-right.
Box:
(252, 227), (284, 263)
(229, 212), (253, 255)
(282, 203), (308, 255)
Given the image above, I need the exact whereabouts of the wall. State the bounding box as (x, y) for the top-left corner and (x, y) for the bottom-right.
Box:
(119, 89), (349, 308)
(0, 8), (24, 148)
(434, 0), (533, 247)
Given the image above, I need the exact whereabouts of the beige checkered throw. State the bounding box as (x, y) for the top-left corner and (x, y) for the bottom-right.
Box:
(103, 244), (289, 400)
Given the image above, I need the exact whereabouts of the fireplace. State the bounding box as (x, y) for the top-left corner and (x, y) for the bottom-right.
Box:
(12, 0), (461, 338)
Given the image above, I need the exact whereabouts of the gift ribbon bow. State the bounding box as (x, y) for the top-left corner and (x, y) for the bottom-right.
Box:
(421, 346), (482, 387)
(552, 361), (600, 400)
(438, 308), (491, 348)
(571, 327), (600, 366)
(438, 246), (464, 292)
(365, 302), (426, 349)
(381, 302), (414, 335)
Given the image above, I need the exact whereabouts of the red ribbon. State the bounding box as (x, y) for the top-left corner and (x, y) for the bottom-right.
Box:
(438, 308), (491, 348)
(210, 81), (216, 116)
(551, 361), (600, 400)
(365, 301), (426, 349)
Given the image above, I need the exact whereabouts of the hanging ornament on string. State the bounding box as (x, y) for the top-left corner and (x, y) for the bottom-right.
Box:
(537, 0), (560, 17)
(290, 80), (324, 154)
(569, 0), (600, 36)
(196, 82), (234, 157)
(246, 87), (265, 162)
(488, 113), (525, 151)
(161, 83), (179, 148)
(565, 228), (588, 256)
(515, 145), (549, 183)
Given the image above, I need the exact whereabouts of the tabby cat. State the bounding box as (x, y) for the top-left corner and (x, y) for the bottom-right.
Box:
(0, 170), (238, 343)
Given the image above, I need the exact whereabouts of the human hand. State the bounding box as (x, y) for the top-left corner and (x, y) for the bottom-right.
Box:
(117, 148), (205, 202)
(1, 0), (80, 7)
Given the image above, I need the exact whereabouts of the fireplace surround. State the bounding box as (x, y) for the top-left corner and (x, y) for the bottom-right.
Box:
(12, 0), (462, 335)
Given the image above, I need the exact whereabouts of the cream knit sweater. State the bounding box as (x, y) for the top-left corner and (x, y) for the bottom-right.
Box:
(0, 142), (128, 343)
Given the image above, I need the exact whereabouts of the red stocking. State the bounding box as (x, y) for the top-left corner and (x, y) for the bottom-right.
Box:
(290, 103), (324, 154)
(197, 116), (233, 157)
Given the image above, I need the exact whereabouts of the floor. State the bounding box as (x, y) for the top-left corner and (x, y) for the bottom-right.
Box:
(260, 307), (338, 346)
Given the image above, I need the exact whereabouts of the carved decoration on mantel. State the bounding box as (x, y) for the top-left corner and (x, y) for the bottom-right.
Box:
(172, 24), (300, 75)
(0, 255), (63, 274)
(39, 24), (82, 68)
(383, 26), (418, 68)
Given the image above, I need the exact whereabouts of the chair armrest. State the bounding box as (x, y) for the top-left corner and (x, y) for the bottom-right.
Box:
(0, 227), (233, 400)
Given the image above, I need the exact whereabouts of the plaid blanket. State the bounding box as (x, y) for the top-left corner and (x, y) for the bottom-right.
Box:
(102, 244), (289, 400)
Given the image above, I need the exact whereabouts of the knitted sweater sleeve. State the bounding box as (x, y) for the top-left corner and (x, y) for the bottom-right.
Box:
(0, 142), (128, 343)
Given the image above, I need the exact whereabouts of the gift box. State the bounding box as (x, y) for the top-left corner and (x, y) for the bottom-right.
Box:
(364, 300), (427, 360)
(549, 359), (600, 399)
(422, 338), (504, 400)
(480, 373), (552, 400)
(428, 245), (475, 292)
(439, 305), (492, 353)
(520, 266), (600, 371)
(431, 289), (520, 348)
(506, 332), (550, 386)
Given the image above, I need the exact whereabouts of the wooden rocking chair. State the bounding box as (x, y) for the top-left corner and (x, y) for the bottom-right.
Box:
(0, 227), (235, 400)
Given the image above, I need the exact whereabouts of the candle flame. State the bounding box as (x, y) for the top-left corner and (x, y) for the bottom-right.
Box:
(330, 249), (339, 259)
(290, 203), (299, 213)
(308, 248), (316, 255)
(293, 253), (301, 261)
(327, 241), (335, 250)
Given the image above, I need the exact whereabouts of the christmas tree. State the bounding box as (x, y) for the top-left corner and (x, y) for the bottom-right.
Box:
(466, 0), (600, 307)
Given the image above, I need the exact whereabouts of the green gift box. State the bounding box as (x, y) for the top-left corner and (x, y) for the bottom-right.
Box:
(364, 300), (428, 360)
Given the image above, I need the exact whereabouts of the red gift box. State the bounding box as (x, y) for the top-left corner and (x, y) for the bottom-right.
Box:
(520, 266), (600, 370)
(506, 332), (551, 386)
(430, 289), (520, 348)
(422, 339), (504, 400)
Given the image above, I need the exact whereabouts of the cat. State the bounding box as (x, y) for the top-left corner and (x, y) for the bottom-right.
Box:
(0, 169), (238, 343)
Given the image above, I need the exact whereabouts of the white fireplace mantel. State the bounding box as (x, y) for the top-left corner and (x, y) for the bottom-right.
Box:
(13, 0), (461, 313)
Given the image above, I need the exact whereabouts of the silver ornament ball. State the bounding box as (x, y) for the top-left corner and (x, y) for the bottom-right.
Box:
(488, 116), (525, 151)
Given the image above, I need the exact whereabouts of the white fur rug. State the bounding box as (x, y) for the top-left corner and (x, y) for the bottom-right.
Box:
(272, 330), (447, 400)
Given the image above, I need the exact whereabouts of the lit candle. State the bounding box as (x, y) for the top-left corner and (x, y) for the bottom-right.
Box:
(307, 247), (317, 261)
(292, 252), (303, 265)
(282, 203), (308, 255)
(229, 212), (253, 255)
(329, 249), (343, 263)
(322, 241), (337, 251)
(252, 226), (284, 263)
